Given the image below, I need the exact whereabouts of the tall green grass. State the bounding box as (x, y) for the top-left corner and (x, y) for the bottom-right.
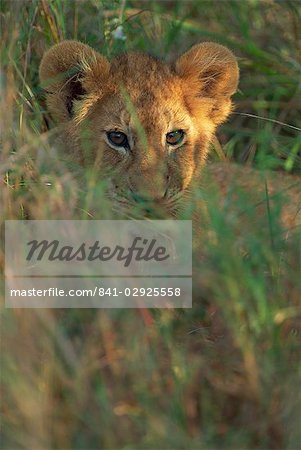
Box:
(1, 1), (301, 449)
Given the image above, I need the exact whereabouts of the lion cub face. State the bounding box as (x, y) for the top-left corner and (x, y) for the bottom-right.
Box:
(40, 40), (239, 214)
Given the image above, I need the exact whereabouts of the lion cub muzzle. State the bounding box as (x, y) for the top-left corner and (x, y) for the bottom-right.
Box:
(127, 169), (170, 203)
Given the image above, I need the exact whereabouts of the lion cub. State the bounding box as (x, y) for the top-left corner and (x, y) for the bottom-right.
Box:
(39, 40), (300, 228)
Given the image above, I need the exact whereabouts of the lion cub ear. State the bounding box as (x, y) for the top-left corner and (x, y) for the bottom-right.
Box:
(39, 40), (110, 123)
(175, 42), (239, 125)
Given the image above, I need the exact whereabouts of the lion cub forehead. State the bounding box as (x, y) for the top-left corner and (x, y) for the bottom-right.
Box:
(110, 53), (178, 91)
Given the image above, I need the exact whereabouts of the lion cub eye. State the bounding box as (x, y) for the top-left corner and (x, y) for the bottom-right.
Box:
(166, 130), (185, 146)
(107, 131), (129, 148)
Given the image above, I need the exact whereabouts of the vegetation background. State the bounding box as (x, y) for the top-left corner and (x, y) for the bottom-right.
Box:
(1, 0), (301, 449)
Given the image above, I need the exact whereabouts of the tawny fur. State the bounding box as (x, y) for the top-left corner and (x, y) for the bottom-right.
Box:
(39, 40), (300, 229)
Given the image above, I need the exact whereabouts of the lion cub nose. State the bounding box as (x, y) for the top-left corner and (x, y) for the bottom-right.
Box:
(129, 172), (169, 203)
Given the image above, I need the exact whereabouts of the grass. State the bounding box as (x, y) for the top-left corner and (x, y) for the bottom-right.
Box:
(1, 0), (301, 449)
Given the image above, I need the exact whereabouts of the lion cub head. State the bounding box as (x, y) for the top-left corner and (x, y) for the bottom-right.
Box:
(40, 40), (239, 214)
